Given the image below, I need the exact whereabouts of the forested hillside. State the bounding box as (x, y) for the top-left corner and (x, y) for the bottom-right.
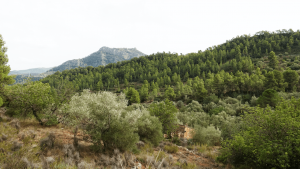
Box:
(3, 30), (300, 169)
(41, 30), (300, 102)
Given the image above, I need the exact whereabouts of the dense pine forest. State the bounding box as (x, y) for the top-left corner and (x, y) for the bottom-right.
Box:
(2, 30), (300, 169)
(41, 29), (300, 101)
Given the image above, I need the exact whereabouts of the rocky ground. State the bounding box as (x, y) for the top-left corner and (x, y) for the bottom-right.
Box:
(0, 108), (226, 169)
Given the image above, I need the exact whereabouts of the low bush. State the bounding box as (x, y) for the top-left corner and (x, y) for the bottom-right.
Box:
(192, 124), (221, 146)
(164, 145), (178, 153)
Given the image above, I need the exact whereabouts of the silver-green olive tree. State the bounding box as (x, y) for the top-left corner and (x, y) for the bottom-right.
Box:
(62, 89), (161, 152)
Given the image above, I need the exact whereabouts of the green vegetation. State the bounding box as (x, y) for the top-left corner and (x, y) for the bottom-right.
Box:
(217, 98), (300, 169)
(2, 30), (300, 168)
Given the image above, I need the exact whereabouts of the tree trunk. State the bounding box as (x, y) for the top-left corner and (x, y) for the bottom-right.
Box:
(32, 110), (44, 125)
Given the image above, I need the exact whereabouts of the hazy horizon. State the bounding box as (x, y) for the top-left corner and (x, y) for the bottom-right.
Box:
(2, 0), (300, 70)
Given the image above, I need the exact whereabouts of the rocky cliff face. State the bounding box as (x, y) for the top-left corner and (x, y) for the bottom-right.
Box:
(47, 46), (145, 72)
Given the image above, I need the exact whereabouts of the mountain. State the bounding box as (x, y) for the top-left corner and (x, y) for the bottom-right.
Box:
(46, 46), (146, 73)
(9, 67), (53, 75)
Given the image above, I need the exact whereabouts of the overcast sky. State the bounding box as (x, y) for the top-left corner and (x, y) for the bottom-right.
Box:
(1, 0), (300, 70)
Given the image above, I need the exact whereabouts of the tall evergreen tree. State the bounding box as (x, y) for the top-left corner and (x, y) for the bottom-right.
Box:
(268, 51), (279, 69)
(0, 35), (15, 106)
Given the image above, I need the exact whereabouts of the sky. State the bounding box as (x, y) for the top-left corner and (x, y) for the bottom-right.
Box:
(1, 0), (300, 71)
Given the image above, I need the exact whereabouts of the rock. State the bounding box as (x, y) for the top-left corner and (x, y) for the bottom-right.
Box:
(78, 161), (87, 169)
(136, 141), (145, 148)
(45, 157), (55, 164)
(2, 134), (8, 141)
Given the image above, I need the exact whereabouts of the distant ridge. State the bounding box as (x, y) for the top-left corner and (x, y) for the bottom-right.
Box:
(46, 46), (146, 73)
(9, 67), (53, 75)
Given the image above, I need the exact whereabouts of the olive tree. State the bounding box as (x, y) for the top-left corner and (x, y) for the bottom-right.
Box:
(5, 81), (53, 125)
(63, 89), (160, 152)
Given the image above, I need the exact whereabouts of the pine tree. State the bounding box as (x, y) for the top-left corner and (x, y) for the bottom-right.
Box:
(273, 70), (288, 92)
(268, 51), (279, 69)
(125, 87), (140, 105)
(164, 85), (176, 100)
(183, 72), (189, 82)
(139, 84), (149, 102)
(0, 34), (15, 104)
(264, 71), (277, 90)
(193, 79), (207, 102)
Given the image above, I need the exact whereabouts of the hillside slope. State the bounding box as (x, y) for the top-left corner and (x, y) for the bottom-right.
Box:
(40, 29), (300, 97)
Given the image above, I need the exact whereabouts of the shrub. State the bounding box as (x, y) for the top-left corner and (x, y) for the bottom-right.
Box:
(208, 107), (224, 116)
(192, 124), (221, 146)
(250, 95), (258, 106)
(257, 89), (279, 107)
(164, 145), (178, 153)
(185, 100), (203, 112)
(4, 81), (53, 124)
(148, 99), (178, 135)
(136, 114), (163, 146)
(39, 133), (56, 151)
(203, 94), (219, 104)
(176, 100), (184, 107)
(217, 98), (300, 169)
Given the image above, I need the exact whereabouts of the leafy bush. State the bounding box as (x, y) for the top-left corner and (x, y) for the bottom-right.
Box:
(257, 89), (279, 107)
(250, 95), (258, 106)
(148, 99), (178, 135)
(136, 114), (163, 146)
(223, 97), (239, 104)
(208, 107), (224, 116)
(217, 98), (300, 169)
(185, 100), (203, 112)
(4, 81), (53, 124)
(203, 94), (219, 104)
(192, 125), (221, 146)
(177, 111), (210, 128)
(164, 145), (178, 153)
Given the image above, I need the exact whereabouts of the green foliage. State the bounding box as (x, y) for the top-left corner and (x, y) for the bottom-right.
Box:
(62, 90), (145, 152)
(0, 34), (15, 92)
(192, 125), (221, 146)
(0, 97), (3, 107)
(257, 89), (279, 107)
(40, 30), (300, 100)
(124, 87), (140, 105)
(268, 51), (279, 69)
(203, 94), (219, 104)
(164, 85), (176, 100)
(208, 107), (224, 116)
(4, 80), (53, 124)
(218, 98), (300, 169)
(283, 69), (299, 92)
(185, 100), (203, 112)
(136, 113), (163, 146)
(43, 114), (59, 126)
(148, 99), (178, 134)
